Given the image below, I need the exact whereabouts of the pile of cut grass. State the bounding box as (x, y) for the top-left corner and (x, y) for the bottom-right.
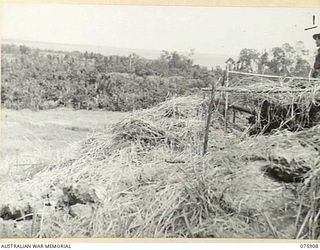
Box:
(0, 95), (319, 239)
(142, 95), (207, 120)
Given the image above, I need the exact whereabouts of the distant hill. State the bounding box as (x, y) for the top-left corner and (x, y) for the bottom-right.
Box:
(1, 38), (234, 68)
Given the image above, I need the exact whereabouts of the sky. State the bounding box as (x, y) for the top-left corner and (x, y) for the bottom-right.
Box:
(1, 4), (320, 56)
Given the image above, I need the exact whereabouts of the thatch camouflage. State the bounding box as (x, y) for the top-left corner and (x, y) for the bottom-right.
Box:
(210, 76), (320, 134)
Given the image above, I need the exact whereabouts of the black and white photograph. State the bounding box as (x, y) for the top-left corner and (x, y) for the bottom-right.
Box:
(0, 3), (320, 239)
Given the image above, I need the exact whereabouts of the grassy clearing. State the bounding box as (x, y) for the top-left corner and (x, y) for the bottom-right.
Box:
(0, 108), (128, 182)
(0, 95), (319, 239)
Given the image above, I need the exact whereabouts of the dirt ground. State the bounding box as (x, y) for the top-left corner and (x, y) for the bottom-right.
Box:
(0, 108), (128, 182)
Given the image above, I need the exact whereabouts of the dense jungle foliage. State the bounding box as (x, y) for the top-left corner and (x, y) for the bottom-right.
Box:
(1, 41), (313, 111)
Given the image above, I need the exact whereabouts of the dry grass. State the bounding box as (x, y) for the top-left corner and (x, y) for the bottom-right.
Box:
(222, 78), (320, 132)
(0, 95), (319, 239)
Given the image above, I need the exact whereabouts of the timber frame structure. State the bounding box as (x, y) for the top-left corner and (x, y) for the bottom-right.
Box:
(202, 67), (320, 155)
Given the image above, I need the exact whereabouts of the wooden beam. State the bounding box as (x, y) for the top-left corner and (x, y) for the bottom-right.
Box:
(214, 99), (257, 115)
(224, 67), (229, 132)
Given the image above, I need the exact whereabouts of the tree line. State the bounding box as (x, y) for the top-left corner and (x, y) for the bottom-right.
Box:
(1, 44), (212, 111)
(232, 41), (312, 76)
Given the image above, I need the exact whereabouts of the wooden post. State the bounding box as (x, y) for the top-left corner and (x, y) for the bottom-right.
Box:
(203, 91), (206, 100)
(224, 65), (230, 132)
(203, 77), (220, 156)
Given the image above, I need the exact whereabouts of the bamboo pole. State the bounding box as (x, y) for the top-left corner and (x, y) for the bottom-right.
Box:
(202, 87), (318, 93)
(203, 77), (220, 156)
(228, 70), (320, 81)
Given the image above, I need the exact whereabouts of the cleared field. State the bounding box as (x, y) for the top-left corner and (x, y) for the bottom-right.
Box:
(0, 108), (128, 181)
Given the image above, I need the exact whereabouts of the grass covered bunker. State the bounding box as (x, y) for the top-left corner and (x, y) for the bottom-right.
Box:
(0, 95), (319, 239)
